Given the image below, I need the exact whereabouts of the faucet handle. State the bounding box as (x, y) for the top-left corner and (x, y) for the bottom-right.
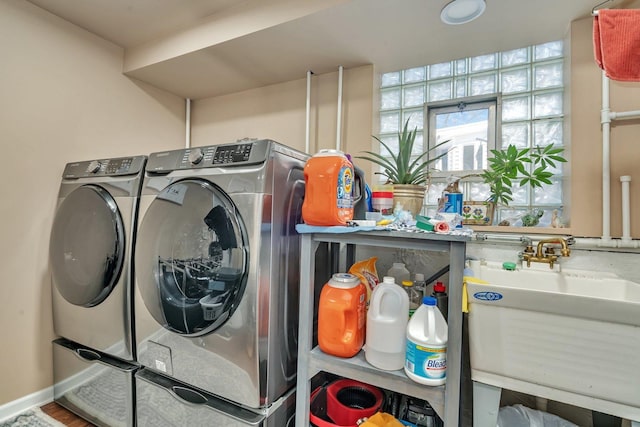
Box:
(545, 247), (556, 256)
(523, 245), (534, 255)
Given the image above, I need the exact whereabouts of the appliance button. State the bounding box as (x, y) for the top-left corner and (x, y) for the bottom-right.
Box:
(188, 148), (204, 165)
(86, 160), (101, 173)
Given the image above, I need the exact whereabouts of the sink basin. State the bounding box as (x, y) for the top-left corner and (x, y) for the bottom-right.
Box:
(466, 262), (640, 418)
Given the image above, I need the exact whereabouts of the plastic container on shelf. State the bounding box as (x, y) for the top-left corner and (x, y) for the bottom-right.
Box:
(386, 262), (411, 286)
(318, 273), (367, 358)
(412, 273), (427, 299)
(302, 149), (354, 226)
(431, 282), (448, 321)
(405, 296), (448, 386)
(371, 185), (394, 215)
(402, 280), (422, 318)
(309, 379), (384, 427)
(365, 276), (409, 371)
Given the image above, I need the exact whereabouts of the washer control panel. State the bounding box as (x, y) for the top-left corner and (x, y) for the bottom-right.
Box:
(147, 139), (270, 173)
(63, 156), (146, 178)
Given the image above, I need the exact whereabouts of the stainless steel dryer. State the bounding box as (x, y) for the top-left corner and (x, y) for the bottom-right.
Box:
(49, 155), (146, 427)
(50, 155), (146, 360)
(134, 139), (307, 423)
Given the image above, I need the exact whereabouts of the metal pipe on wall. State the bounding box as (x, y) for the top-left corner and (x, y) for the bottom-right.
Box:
(185, 98), (191, 149)
(601, 72), (612, 243)
(598, 71), (640, 247)
(336, 65), (344, 151)
(610, 109), (640, 120)
(620, 176), (632, 244)
(305, 71), (313, 154)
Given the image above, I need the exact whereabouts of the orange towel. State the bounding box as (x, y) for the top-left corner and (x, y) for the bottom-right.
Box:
(593, 9), (640, 82)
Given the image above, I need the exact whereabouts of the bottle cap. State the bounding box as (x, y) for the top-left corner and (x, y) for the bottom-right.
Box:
(329, 273), (361, 289)
(414, 273), (424, 281)
(393, 262), (405, 267)
(423, 296), (437, 306)
(382, 276), (396, 284)
(401, 280), (413, 287)
(434, 281), (446, 293)
(502, 262), (517, 271)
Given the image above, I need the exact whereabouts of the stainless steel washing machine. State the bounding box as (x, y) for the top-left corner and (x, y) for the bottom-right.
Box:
(50, 155), (146, 361)
(134, 139), (307, 416)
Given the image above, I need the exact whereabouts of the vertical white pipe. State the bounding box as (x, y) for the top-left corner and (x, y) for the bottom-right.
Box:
(336, 66), (344, 151)
(185, 98), (191, 149)
(305, 71), (312, 154)
(601, 72), (611, 242)
(621, 176), (631, 241)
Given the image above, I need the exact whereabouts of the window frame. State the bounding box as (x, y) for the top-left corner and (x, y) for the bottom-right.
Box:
(425, 94), (501, 180)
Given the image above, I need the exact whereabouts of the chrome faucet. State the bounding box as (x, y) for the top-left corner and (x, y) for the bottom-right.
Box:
(522, 237), (571, 269)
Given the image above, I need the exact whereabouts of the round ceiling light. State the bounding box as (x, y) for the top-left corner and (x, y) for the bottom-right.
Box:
(440, 0), (486, 25)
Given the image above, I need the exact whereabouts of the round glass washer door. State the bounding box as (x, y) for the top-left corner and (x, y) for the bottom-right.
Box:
(136, 179), (248, 336)
(49, 185), (125, 307)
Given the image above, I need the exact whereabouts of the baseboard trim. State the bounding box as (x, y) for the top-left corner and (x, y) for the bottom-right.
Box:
(0, 386), (54, 423)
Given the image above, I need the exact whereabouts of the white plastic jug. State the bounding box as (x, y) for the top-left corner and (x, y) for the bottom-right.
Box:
(386, 262), (410, 285)
(365, 276), (409, 370)
(404, 296), (448, 385)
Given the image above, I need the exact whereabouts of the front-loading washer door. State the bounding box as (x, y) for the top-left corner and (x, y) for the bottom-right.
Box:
(136, 179), (248, 337)
(50, 185), (125, 307)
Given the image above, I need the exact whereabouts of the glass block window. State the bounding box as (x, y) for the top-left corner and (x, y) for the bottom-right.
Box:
(378, 40), (565, 227)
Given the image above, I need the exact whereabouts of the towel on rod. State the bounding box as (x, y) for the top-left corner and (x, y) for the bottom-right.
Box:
(593, 9), (640, 81)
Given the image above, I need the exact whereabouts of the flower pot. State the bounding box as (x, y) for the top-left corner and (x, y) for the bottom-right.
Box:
(392, 184), (425, 217)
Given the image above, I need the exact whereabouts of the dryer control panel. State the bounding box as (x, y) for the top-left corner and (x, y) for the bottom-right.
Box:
(62, 156), (146, 178)
(146, 139), (271, 173)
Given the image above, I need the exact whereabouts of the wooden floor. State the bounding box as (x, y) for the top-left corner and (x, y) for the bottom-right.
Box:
(40, 402), (94, 427)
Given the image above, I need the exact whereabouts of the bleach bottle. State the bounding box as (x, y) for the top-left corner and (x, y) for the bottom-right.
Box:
(365, 276), (409, 371)
(404, 296), (447, 385)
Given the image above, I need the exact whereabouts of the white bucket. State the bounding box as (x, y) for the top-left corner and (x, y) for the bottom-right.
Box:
(365, 276), (409, 370)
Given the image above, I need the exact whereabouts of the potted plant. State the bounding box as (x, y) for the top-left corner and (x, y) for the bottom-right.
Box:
(355, 119), (449, 216)
(458, 143), (567, 225)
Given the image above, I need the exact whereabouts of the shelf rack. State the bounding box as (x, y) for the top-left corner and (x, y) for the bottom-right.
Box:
(295, 230), (469, 427)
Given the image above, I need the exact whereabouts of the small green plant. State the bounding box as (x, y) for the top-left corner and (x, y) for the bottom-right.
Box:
(464, 144), (567, 206)
(356, 119), (449, 186)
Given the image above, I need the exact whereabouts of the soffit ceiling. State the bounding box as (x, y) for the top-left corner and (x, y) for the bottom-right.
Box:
(27, 0), (620, 99)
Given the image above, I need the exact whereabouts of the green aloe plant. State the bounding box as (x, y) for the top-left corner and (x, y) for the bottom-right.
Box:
(356, 119), (449, 186)
(473, 143), (567, 206)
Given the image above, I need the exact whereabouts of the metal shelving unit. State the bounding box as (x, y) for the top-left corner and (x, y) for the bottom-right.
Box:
(295, 230), (469, 427)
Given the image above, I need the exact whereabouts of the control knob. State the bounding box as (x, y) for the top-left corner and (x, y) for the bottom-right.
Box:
(86, 160), (102, 173)
(188, 148), (204, 165)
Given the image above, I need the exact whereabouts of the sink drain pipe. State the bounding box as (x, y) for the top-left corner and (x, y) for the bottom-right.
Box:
(598, 72), (640, 248)
(621, 176), (632, 245)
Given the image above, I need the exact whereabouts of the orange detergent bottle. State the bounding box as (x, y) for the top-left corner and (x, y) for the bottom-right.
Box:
(302, 149), (354, 226)
(318, 273), (366, 358)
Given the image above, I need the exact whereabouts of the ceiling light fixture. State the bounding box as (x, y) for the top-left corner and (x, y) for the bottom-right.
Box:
(440, 0), (486, 25)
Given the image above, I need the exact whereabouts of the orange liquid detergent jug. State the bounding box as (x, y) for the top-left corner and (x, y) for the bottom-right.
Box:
(318, 273), (366, 358)
(302, 149), (354, 226)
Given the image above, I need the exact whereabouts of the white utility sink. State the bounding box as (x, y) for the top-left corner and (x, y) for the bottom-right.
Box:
(466, 262), (640, 425)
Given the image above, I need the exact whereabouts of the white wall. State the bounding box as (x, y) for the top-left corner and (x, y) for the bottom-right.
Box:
(0, 0), (185, 406)
(191, 65), (376, 165)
